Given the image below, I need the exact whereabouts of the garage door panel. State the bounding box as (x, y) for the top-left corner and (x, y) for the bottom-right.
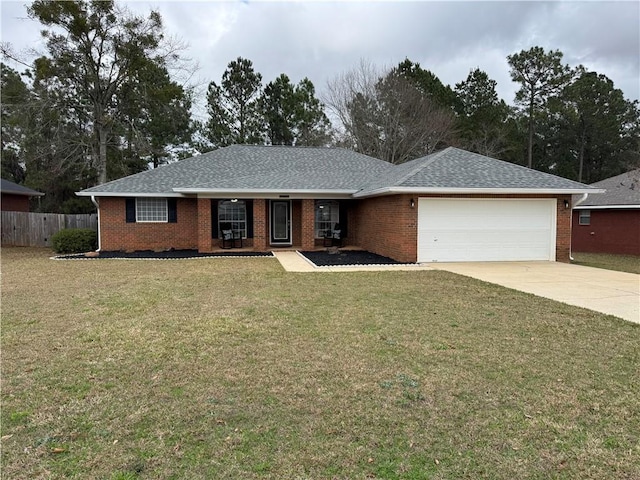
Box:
(417, 198), (556, 262)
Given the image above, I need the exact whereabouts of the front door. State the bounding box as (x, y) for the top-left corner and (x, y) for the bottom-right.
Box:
(270, 200), (291, 245)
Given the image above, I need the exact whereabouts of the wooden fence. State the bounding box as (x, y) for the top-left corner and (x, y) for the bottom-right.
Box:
(1, 211), (98, 247)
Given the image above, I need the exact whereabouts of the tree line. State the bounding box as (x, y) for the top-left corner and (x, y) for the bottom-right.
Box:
(2, 0), (638, 213)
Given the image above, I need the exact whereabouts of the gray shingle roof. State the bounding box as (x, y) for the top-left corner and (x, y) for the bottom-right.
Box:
(77, 145), (597, 197)
(578, 169), (640, 207)
(78, 145), (392, 195)
(355, 147), (597, 195)
(1, 178), (44, 196)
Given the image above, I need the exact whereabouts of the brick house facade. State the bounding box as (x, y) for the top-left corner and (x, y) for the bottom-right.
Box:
(80, 146), (597, 263)
(1, 179), (44, 212)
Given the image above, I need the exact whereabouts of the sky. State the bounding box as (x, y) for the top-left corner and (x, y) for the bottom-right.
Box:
(1, 0), (639, 122)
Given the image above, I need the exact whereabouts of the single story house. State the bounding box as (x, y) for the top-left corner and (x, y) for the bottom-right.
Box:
(77, 145), (600, 263)
(572, 169), (640, 256)
(1, 178), (44, 212)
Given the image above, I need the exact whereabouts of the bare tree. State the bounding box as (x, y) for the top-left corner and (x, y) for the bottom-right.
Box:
(325, 60), (455, 164)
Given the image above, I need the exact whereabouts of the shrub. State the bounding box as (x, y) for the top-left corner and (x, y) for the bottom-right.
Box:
(51, 228), (98, 254)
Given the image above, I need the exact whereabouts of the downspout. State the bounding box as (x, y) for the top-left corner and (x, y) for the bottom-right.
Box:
(569, 193), (589, 261)
(91, 195), (101, 252)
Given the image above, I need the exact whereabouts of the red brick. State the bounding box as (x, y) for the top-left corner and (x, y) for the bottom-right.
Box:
(572, 209), (640, 255)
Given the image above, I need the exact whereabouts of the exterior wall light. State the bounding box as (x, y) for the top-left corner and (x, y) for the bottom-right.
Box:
(564, 199), (570, 209)
(410, 198), (415, 208)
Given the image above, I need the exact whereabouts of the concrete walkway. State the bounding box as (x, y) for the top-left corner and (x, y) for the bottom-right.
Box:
(427, 261), (640, 324)
(273, 252), (639, 324)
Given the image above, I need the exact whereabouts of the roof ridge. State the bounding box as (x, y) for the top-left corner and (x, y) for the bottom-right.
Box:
(392, 147), (452, 186)
(233, 144), (346, 150)
(591, 168), (640, 186)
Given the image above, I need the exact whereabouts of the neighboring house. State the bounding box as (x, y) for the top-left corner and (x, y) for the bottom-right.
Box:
(1, 178), (44, 212)
(77, 145), (599, 263)
(572, 169), (640, 256)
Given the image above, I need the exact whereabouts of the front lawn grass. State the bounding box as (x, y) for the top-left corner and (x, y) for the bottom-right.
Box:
(2, 247), (639, 479)
(571, 252), (640, 274)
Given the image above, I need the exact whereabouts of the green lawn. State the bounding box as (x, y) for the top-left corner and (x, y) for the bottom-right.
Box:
(571, 252), (640, 274)
(2, 248), (639, 479)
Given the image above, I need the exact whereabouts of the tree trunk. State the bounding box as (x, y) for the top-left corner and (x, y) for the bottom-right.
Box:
(578, 127), (585, 183)
(527, 95), (534, 169)
(97, 125), (108, 185)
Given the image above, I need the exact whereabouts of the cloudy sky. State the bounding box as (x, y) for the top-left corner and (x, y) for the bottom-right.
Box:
(2, 0), (639, 121)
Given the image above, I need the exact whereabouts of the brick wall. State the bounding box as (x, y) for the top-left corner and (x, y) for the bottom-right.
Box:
(197, 198), (212, 251)
(572, 209), (640, 255)
(98, 193), (574, 260)
(253, 199), (268, 251)
(291, 200), (302, 247)
(353, 194), (417, 263)
(99, 197), (198, 251)
(353, 194), (572, 263)
(301, 199), (316, 250)
(1, 194), (30, 212)
(555, 195), (572, 262)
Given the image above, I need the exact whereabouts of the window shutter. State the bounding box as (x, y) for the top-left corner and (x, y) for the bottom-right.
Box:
(339, 201), (348, 237)
(125, 198), (136, 223)
(211, 200), (219, 238)
(246, 200), (254, 238)
(167, 198), (178, 223)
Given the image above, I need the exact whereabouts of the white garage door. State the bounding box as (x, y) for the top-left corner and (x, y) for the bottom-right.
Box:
(417, 198), (556, 262)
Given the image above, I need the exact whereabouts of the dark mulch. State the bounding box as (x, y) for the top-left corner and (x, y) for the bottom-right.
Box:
(300, 250), (410, 266)
(55, 250), (274, 260)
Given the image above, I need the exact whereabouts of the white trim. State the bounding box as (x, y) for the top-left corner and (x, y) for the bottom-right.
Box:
(578, 210), (591, 225)
(76, 191), (187, 198)
(173, 188), (355, 199)
(353, 186), (603, 198)
(135, 197), (168, 223)
(573, 204), (640, 210)
(91, 196), (101, 252)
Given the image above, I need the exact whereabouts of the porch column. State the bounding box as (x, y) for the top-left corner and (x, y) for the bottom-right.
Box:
(301, 199), (315, 250)
(253, 199), (268, 251)
(197, 197), (212, 252)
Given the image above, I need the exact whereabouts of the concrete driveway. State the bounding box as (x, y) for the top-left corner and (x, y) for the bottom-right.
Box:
(426, 261), (640, 324)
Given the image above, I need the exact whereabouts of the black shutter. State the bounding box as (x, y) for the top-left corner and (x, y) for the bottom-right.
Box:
(211, 200), (219, 238)
(339, 201), (348, 238)
(246, 200), (253, 238)
(125, 198), (136, 223)
(167, 198), (177, 223)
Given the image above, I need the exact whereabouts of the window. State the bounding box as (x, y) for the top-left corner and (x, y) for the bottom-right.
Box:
(315, 200), (339, 238)
(218, 200), (247, 238)
(578, 210), (591, 225)
(136, 198), (168, 222)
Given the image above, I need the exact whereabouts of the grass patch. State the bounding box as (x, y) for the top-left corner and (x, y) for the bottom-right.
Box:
(572, 252), (640, 274)
(2, 247), (639, 479)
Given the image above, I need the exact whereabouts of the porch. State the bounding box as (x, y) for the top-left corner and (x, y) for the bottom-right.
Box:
(196, 198), (353, 253)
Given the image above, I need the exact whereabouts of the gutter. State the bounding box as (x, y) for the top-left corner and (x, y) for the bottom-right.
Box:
(353, 186), (604, 198)
(569, 193), (589, 261)
(91, 195), (101, 252)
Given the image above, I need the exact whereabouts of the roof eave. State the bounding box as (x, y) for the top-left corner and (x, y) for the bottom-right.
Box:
(172, 188), (357, 199)
(3, 191), (45, 197)
(353, 186), (604, 198)
(76, 188), (358, 199)
(76, 191), (188, 198)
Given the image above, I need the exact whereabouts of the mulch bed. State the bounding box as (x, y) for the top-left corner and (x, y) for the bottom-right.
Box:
(299, 250), (409, 266)
(55, 250), (274, 260)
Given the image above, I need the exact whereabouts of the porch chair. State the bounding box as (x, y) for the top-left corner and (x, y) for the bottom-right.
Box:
(323, 223), (342, 247)
(220, 222), (235, 249)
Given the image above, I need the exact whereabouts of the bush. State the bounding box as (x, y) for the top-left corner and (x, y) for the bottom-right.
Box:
(51, 228), (98, 254)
